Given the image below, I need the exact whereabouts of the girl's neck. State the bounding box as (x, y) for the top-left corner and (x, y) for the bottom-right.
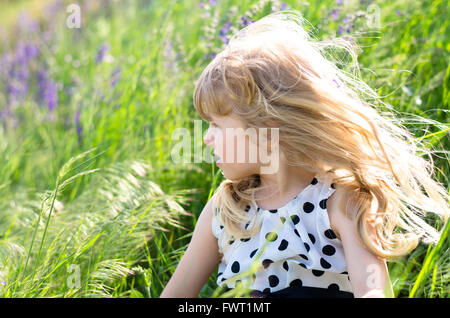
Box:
(254, 165), (316, 210)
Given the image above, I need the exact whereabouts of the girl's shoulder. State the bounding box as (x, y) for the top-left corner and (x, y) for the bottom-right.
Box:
(326, 184), (358, 241)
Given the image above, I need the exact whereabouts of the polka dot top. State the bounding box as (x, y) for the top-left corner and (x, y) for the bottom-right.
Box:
(211, 174), (353, 295)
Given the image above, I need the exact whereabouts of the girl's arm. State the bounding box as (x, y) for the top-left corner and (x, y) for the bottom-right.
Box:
(327, 187), (395, 298)
(159, 194), (222, 298)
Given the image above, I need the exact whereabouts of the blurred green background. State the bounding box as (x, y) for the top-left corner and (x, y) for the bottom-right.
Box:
(0, 0), (448, 297)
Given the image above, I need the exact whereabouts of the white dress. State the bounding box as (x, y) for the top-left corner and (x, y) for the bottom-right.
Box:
(211, 174), (354, 297)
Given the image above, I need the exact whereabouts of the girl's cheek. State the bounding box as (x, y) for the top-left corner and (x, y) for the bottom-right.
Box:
(215, 130), (225, 154)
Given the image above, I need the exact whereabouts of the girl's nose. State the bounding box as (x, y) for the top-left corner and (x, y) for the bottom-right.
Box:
(204, 127), (214, 146)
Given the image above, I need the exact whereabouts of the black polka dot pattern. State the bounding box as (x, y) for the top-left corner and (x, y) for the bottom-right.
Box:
(303, 202), (315, 213)
(312, 269), (324, 277)
(262, 259), (273, 269)
(308, 233), (316, 244)
(320, 258), (332, 269)
(324, 229), (337, 239)
(299, 254), (308, 261)
(322, 245), (336, 256)
(328, 283), (339, 291)
(211, 175), (353, 294)
(290, 214), (300, 225)
(231, 261), (240, 273)
(278, 239), (289, 251)
(319, 199), (327, 209)
(269, 275), (279, 287)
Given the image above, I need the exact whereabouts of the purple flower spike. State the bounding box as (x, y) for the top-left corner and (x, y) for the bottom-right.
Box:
(24, 44), (39, 59)
(281, 2), (287, 10)
(37, 69), (58, 112)
(219, 21), (232, 36)
(330, 9), (339, 20)
(95, 44), (110, 64)
(45, 81), (57, 111)
(338, 25), (344, 35)
(75, 110), (82, 144)
(221, 35), (228, 44)
(241, 16), (249, 26)
(111, 67), (122, 87)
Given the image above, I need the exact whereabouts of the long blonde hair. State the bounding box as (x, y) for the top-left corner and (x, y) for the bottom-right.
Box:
(193, 11), (449, 259)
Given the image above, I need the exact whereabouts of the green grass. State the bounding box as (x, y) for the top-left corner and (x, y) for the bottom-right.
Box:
(0, 0), (448, 298)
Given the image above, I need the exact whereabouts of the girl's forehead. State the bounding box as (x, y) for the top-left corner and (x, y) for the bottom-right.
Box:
(209, 113), (245, 127)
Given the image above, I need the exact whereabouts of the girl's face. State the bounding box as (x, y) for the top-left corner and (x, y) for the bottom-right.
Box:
(204, 113), (276, 180)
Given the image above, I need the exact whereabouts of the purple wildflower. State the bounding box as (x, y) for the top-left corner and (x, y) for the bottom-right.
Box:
(281, 2), (287, 10)
(95, 44), (110, 64)
(395, 10), (402, 15)
(3, 41), (38, 107)
(199, 1), (204, 9)
(45, 81), (57, 111)
(111, 67), (122, 87)
(24, 43), (39, 60)
(209, 0), (216, 6)
(75, 110), (82, 145)
(241, 16), (249, 26)
(220, 36), (229, 44)
(330, 9), (339, 20)
(338, 25), (344, 35)
(6, 83), (19, 101)
(336, 0), (343, 4)
(219, 21), (232, 36)
(37, 69), (58, 112)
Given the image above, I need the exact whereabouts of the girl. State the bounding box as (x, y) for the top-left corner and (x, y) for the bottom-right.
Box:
(160, 11), (449, 298)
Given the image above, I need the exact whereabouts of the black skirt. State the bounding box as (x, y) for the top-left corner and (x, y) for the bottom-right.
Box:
(223, 285), (354, 298)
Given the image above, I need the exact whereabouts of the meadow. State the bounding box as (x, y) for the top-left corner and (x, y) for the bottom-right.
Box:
(0, 0), (448, 298)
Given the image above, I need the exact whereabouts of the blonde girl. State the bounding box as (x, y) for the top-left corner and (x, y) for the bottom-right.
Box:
(160, 11), (449, 298)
